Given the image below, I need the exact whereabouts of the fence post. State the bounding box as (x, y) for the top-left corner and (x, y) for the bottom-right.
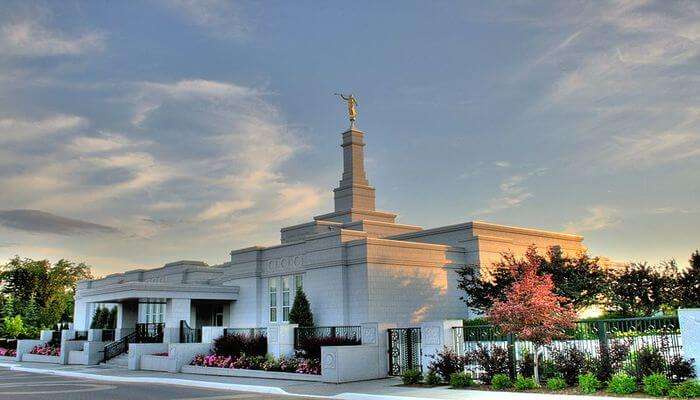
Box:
(507, 333), (516, 380)
(597, 320), (611, 380)
(330, 327), (336, 338)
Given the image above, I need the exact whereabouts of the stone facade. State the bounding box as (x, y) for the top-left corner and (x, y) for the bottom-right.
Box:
(73, 126), (585, 332)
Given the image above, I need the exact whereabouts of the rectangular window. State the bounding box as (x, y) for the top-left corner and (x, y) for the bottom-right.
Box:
(294, 274), (303, 290)
(269, 278), (278, 322)
(282, 276), (291, 322)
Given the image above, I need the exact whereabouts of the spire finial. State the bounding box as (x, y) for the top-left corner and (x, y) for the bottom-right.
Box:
(334, 93), (358, 129)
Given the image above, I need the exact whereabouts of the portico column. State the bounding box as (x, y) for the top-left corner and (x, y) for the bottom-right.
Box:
(72, 299), (90, 331)
(165, 298), (192, 343)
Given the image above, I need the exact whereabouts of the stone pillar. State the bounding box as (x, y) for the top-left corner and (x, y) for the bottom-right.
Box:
(72, 299), (90, 330)
(267, 323), (297, 358)
(419, 319), (464, 372)
(164, 298), (192, 343)
(361, 322), (397, 378)
(116, 301), (138, 339)
(679, 308), (700, 375)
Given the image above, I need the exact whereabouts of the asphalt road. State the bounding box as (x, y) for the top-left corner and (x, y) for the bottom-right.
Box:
(0, 367), (321, 400)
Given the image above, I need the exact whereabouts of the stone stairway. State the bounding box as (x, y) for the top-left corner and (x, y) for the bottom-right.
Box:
(102, 353), (128, 368)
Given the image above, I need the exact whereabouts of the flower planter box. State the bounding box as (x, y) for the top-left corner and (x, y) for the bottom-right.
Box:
(180, 365), (324, 382)
(0, 356), (16, 362)
(22, 354), (60, 363)
(140, 355), (170, 372)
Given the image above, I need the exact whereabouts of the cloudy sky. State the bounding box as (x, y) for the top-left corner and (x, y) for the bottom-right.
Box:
(0, 0), (698, 276)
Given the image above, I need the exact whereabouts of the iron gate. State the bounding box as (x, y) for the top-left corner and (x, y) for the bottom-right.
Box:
(388, 327), (421, 376)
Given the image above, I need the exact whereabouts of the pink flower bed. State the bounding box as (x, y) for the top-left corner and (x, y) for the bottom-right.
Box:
(0, 348), (16, 357)
(190, 354), (321, 375)
(30, 344), (60, 356)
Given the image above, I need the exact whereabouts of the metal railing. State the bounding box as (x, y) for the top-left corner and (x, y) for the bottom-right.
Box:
(293, 325), (362, 349)
(135, 323), (164, 343)
(452, 316), (682, 380)
(224, 327), (267, 337)
(103, 331), (137, 363)
(179, 320), (201, 343)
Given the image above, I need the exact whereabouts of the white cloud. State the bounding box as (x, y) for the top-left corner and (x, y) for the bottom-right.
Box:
(0, 115), (86, 143)
(0, 20), (104, 56)
(599, 131), (700, 169)
(196, 200), (255, 221)
(68, 132), (149, 154)
(476, 168), (546, 215)
(565, 206), (621, 233)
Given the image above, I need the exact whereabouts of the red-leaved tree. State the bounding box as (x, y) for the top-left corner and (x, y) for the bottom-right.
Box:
(487, 253), (577, 384)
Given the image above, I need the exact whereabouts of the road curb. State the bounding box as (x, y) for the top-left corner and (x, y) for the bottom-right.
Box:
(0, 362), (432, 400)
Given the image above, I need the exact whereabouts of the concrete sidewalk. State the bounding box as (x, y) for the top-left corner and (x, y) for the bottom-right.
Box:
(0, 361), (646, 400)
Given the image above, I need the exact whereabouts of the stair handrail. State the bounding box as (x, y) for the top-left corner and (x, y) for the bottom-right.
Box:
(103, 331), (137, 363)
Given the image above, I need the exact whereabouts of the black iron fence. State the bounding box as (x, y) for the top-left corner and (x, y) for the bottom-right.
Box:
(453, 316), (683, 381)
(293, 326), (362, 349)
(388, 327), (422, 376)
(224, 327), (267, 337)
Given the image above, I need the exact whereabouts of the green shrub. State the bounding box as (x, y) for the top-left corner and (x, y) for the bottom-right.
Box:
(401, 369), (423, 385)
(668, 380), (700, 398)
(607, 372), (637, 395)
(546, 377), (567, 391)
(491, 373), (512, 389)
(643, 373), (671, 397)
(578, 372), (602, 394)
(450, 372), (474, 388)
(514, 375), (538, 390)
(425, 370), (442, 386)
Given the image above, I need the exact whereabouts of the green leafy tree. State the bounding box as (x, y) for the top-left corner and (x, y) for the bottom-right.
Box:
(675, 250), (700, 308)
(606, 262), (675, 317)
(0, 257), (92, 330)
(288, 287), (314, 327)
(2, 315), (26, 338)
(458, 246), (608, 313)
(108, 307), (118, 329)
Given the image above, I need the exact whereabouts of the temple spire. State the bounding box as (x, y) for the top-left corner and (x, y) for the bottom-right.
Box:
(333, 127), (376, 212)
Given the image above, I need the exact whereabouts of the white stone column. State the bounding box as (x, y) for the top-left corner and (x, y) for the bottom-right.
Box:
(679, 308), (700, 376)
(72, 299), (90, 330)
(419, 319), (464, 372)
(164, 298), (192, 343)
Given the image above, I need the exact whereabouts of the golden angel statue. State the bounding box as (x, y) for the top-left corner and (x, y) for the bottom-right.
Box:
(335, 93), (358, 128)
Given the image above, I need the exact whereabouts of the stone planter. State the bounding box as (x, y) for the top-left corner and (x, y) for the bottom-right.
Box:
(180, 365), (324, 382)
(140, 355), (170, 372)
(22, 354), (60, 363)
(0, 356), (16, 362)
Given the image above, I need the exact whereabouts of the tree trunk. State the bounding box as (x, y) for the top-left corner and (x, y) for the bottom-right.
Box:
(533, 345), (540, 385)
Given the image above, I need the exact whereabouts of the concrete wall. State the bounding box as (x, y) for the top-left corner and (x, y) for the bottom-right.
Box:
(128, 343), (169, 370)
(226, 277), (260, 327)
(321, 345), (385, 383)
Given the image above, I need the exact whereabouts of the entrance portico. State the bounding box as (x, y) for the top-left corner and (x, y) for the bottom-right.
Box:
(74, 261), (239, 342)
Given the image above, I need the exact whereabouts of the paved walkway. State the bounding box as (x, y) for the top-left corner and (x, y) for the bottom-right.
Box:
(0, 361), (646, 400)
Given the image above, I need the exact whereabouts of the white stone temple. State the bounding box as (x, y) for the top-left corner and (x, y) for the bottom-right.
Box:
(73, 126), (585, 338)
